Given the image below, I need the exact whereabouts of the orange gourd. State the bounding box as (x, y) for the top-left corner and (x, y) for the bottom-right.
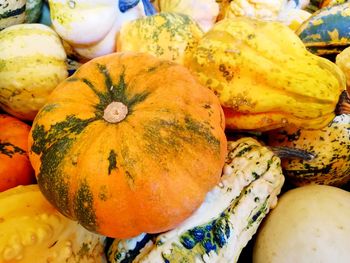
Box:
(28, 52), (227, 238)
(0, 114), (35, 191)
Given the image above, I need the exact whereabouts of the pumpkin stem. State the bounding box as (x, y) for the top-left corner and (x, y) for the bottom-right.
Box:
(269, 146), (315, 161)
(103, 102), (128, 123)
(335, 90), (350, 115)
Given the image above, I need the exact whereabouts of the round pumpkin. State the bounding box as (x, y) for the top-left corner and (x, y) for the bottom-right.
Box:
(0, 23), (68, 121)
(0, 114), (35, 192)
(28, 52), (227, 238)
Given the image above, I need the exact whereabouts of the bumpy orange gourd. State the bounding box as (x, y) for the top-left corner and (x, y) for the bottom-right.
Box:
(28, 52), (227, 239)
(0, 114), (35, 192)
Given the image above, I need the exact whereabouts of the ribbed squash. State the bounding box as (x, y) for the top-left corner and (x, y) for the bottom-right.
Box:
(28, 52), (227, 239)
(185, 17), (346, 131)
(0, 184), (106, 262)
(117, 12), (203, 65)
(107, 137), (284, 263)
(0, 0), (26, 30)
(0, 23), (68, 121)
(0, 114), (35, 192)
(296, 3), (350, 56)
(266, 92), (350, 186)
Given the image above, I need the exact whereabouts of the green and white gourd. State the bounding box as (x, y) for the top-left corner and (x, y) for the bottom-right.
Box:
(0, 0), (26, 30)
(25, 0), (43, 23)
(107, 137), (285, 263)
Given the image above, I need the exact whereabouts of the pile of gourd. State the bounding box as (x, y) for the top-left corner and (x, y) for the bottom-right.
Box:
(1, 0), (350, 262)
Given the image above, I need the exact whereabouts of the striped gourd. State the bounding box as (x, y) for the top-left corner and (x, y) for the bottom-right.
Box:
(0, 0), (26, 30)
(296, 3), (350, 56)
(0, 23), (67, 121)
(107, 137), (285, 263)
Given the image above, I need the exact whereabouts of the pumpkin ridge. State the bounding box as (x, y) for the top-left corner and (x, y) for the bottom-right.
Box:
(73, 179), (97, 232)
(0, 142), (26, 157)
(31, 115), (97, 216)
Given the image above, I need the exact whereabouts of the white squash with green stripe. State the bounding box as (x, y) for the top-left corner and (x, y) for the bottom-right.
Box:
(0, 23), (67, 121)
(107, 137), (285, 263)
(0, 0), (26, 30)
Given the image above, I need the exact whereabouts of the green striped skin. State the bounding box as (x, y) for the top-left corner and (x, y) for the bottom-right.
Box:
(25, 0), (43, 23)
(107, 138), (284, 263)
(0, 23), (67, 121)
(296, 3), (350, 55)
(28, 52), (227, 238)
(0, 0), (26, 30)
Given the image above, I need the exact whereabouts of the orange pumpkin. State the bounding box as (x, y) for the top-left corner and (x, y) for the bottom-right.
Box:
(0, 114), (35, 192)
(28, 52), (227, 238)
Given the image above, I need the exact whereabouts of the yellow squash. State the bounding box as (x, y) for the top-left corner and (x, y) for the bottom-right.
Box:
(185, 17), (346, 131)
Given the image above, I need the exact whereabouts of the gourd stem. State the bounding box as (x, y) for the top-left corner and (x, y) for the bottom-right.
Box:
(269, 146), (315, 161)
(103, 101), (128, 123)
(335, 90), (350, 115)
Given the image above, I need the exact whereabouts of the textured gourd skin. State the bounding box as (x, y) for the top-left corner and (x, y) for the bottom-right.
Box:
(28, 52), (227, 239)
(107, 137), (284, 263)
(155, 0), (220, 32)
(296, 3), (350, 56)
(0, 114), (35, 192)
(0, 23), (68, 121)
(186, 17), (346, 131)
(117, 12), (203, 65)
(0, 185), (106, 263)
(0, 0), (26, 30)
(267, 114), (350, 186)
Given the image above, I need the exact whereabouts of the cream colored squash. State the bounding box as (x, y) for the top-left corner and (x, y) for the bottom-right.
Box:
(253, 185), (350, 263)
(49, 0), (118, 45)
(0, 23), (67, 121)
(73, 1), (146, 59)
